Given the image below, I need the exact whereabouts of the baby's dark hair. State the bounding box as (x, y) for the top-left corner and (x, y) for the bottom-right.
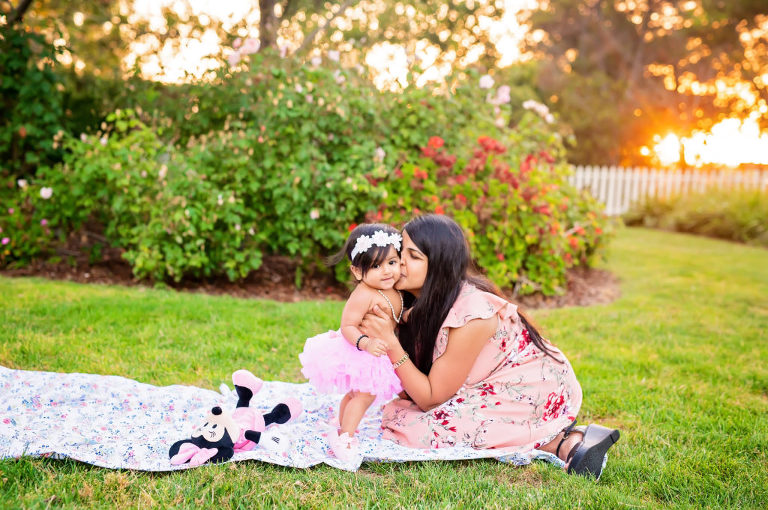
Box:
(327, 223), (401, 277)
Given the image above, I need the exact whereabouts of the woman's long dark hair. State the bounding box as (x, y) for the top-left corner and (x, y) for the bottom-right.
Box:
(398, 215), (561, 375)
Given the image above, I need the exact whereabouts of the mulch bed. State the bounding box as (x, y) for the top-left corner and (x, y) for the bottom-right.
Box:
(2, 256), (620, 309)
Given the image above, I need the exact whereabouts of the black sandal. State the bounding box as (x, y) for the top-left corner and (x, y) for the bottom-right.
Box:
(555, 419), (578, 460)
(566, 424), (621, 480)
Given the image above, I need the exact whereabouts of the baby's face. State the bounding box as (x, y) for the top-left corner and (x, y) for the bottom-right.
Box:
(361, 245), (401, 290)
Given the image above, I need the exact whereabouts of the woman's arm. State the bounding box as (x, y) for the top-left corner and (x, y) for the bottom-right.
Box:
(362, 307), (496, 411)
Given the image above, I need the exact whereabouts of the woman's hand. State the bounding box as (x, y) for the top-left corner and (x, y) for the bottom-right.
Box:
(360, 305), (399, 350)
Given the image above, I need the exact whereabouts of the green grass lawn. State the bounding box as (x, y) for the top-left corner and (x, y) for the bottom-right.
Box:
(1, 227), (767, 509)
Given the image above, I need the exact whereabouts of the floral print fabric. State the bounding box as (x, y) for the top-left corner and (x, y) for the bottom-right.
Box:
(0, 365), (563, 472)
(381, 283), (582, 451)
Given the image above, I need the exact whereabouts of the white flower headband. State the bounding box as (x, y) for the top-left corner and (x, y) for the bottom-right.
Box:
(350, 230), (402, 260)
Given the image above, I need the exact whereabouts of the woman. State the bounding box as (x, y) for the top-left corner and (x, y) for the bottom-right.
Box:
(361, 215), (619, 478)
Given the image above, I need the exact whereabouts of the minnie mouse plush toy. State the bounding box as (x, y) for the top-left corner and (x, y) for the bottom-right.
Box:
(169, 369), (302, 466)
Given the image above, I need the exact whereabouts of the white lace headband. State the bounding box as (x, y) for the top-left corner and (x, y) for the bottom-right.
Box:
(350, 230), (402, 260)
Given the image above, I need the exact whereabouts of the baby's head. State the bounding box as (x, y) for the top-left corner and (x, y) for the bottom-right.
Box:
(329, 223), (402, 289)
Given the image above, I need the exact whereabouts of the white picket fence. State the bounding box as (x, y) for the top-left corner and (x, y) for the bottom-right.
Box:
(568, 165), (768, 216)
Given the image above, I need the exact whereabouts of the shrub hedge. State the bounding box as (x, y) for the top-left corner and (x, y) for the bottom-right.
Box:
(624, 189), (768, 247)
(1, 49), (611, 295)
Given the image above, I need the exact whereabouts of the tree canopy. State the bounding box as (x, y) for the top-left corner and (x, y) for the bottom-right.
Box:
(2, 0), (767, 165)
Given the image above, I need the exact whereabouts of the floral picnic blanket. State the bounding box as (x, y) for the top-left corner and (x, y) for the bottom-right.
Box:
(0, 365), (563, 472)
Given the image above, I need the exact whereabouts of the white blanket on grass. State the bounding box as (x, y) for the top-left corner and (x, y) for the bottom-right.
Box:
(0, 366), (563, 472)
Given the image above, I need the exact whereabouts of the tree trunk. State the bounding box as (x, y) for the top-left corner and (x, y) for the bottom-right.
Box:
(8, 0), (35, 25)
(259, 0), (278, 50)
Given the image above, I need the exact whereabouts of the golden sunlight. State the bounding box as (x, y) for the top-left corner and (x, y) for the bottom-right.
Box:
(651, 115), (768, 167)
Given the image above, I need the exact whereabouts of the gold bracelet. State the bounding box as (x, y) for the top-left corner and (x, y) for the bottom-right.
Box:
(392, 352), (409, 369)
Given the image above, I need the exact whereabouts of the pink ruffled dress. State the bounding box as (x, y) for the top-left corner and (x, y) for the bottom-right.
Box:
(299, 329), (402, 402)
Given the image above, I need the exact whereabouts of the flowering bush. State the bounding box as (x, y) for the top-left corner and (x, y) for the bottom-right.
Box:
(17, 88), (383, 282)
(0, 192), (55, 268)
(379, 114), (611, 295)
(1, 53), (610, 292)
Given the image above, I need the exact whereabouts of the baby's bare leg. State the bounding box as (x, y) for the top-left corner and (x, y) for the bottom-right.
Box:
(340, 391), (377, 436)
(338, 391), (354, 425)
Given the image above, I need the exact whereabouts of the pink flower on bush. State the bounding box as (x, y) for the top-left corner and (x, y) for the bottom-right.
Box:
(40, 219), (48, 226)
(479, 74), (494, 89)
(7, 208), (13, 214)
(1, 237), (9, 245)
(228, 52), (242, 67)
(489, 85), (511, 105)
(241, 38), (260, 55)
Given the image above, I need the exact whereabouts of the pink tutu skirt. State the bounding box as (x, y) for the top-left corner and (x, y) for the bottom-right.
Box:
(299, 329), (402, 401)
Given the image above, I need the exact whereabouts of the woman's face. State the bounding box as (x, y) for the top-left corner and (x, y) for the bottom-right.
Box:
(395, 230), (428, 296)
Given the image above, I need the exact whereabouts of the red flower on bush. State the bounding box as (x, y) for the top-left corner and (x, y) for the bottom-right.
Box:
(477, 136), (505, 154)
(496, 252), (505, 261)
(522, 187), (537, 203)
(520, 154), (537, 173)
(539, 150), (555, 164)
(428, 136), (444, 149)
(434, 205), (445, 215)
(456, 193), (467, 206)
(421, 146), (437, 158)
(568, 236), (579, 249)
(348, 223), (357, 232)
(394, 168), (403, 179)
(413, 167), (429, 180)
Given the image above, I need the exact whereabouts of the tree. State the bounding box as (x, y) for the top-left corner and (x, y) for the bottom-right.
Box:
(523, 0), (768, 165)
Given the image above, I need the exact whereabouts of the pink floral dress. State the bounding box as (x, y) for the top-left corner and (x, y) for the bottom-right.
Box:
(381, 283), (582, 451)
